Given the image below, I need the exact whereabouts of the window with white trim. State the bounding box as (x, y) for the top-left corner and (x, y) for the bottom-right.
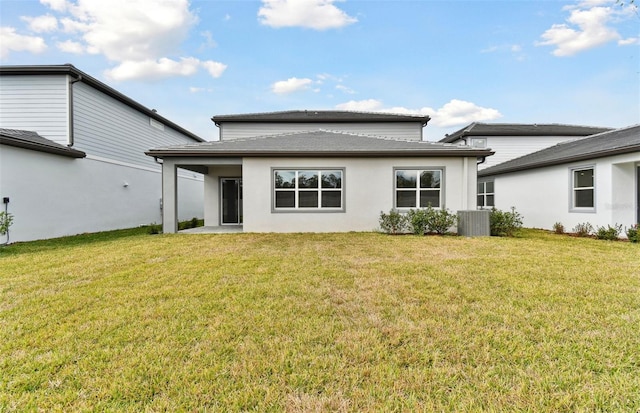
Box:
(395, 169), (442, 208)
(274, 169), (343, 210)
(477, 180), (494, 208)
(572, 167), (594, 209)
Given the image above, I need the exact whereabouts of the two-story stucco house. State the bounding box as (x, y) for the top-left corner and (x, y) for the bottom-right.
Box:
(439, 123), (613, 209)
(146, 110), (494, 233)
(0, 64), (205, 242)
(478, 124), (640, 233)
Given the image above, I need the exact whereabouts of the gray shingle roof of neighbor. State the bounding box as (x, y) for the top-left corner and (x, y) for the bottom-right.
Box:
(146, 129), (493, 158)
(479, 124), (640, 177)
(0, 64), (206, 143)
(439, 122), (613, 143)
(212, 110), (431, 124)
(0, 128), (87, 158)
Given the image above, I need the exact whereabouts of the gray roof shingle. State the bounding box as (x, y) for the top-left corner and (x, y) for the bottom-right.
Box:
(146, 129), (492, 158)
(440, 122), (612, 143)
(212, 110), (430, 124)
(479, 124), (640, 177)
(0, 128), (86, 158)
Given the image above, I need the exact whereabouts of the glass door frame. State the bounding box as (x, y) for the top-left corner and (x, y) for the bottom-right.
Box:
(220, 177), (242, 225)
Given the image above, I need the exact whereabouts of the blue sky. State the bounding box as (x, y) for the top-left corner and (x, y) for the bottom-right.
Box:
(1, 0), (638, 141)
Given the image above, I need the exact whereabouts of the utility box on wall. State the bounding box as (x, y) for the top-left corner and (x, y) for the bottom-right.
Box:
(457, 210), (490, 237)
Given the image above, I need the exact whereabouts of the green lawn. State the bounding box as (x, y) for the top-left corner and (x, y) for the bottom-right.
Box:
(1, 229), (639, 412)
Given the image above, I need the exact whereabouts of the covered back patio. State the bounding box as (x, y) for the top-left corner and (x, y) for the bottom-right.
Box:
(159, 156), (243, 234)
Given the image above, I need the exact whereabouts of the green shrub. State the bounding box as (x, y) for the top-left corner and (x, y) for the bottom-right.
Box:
(148, 223), (162, 235)
(552, 222), (565, 234)
(406, 209), (428, 235)
(0, 211), (14, 236)
(489, 207), (523, 237)
(626, 224), (638, 243)
(379, 209), (408, 235)
(572, 222), (593, 237)
(595, 224), (622, 241)
(426, 207), (458, 235)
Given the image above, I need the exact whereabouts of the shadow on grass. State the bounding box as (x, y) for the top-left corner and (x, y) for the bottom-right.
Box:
(0, 226), (154, 256)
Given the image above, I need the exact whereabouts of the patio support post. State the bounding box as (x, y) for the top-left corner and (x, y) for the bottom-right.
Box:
(162, 159), (178, 233)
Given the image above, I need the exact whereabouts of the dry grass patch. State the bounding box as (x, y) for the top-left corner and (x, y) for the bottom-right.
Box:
(1, 228), (639, 411)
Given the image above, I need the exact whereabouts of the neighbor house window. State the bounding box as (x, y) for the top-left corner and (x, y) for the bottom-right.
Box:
(273, 169), (343, 210)
(572, 167), (594, 209)
(395, 169), (442, 208)
(470, 138), (487, 148)
(477, 180), (494, 208)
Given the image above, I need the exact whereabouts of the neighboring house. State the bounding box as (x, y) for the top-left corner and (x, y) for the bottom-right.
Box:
(478, 124), (640, 234)
(440, 123), (612, 170)
(146, 110), (493, 233)
(0, 64), (205, 242)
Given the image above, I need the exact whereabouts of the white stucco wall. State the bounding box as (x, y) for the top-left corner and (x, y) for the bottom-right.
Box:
(240, 156), (478, 233)
(489, 152), (639, 233)
(0, 146), (203, 243)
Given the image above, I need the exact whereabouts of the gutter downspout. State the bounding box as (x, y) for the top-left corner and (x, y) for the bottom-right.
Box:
(462, 156), (469, 209)
(68, 74), (83, 147)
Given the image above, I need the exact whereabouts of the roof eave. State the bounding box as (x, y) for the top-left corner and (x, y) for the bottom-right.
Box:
(479, 145), (640, 177)
(0, 137), (87, 158)
(146, 149), (493, 158)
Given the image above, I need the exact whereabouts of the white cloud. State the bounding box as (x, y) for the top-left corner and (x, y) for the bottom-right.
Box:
(423, 99), (502, 127)
(201, 60), (227, 78)
(200, 30), (217, 48)
(536, 1), (635, 56)
(21, 14), (58, 32)
(271, 77), (314, 94)
(105, 57), (202, 81)
(40, 0), (68, 12)
(57, 39), (84, 54)
(56, 0), (197, 62)
(336, 84), (356, 94)
(258, 0), (357, 30)
(27, 0), (227, 81)
(619, 37), (639, 46)
(335, 99), (502, 127)
(335, 99), (384, 111)
(0, 27), (47, 58)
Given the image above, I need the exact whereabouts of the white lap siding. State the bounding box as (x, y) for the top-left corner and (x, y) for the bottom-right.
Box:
(0, 75), (70, 145)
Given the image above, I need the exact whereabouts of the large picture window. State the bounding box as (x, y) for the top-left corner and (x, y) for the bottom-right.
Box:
(572, 167), (594, 209)
(274, 169), (343, 210)
(477, 180), (494, 208)
(395, 169), (442, 208)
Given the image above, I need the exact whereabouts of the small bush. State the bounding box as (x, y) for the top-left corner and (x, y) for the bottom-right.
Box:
(148, 224), (162, 235)
(489, 207), (523, 237)
(626, 224), (638, 243)
(426, 207), (458, 235)
(406, 209), (428, 235)
(0, 211), (13, 236)
(379, 209), (408, 235)
(595, 224), (622, 241)
(552, 222), (565, 234)
(572, 222), (594, 237)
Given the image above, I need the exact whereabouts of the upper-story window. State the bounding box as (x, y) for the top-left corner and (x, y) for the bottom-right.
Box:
(395, 169), (442, 209)
(470, 138), (487, 148)
(273, 169), (344, 211)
